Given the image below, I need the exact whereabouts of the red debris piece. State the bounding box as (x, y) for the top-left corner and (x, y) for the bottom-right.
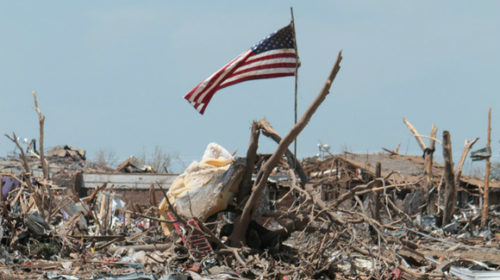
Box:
(168, 212), (213, 257)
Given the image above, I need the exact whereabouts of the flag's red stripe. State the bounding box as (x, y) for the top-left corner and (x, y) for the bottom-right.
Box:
(198, 91), (216, 114)
(242, 52), (296, 65)
(229, 63), (297, 77)
(218, 72), (295, 89)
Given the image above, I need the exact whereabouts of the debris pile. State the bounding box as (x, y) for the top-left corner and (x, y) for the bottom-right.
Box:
(0, 53), (498, 279)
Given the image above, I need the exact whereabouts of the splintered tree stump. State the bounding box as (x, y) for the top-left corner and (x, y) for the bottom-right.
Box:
(442, 130), (456, 226)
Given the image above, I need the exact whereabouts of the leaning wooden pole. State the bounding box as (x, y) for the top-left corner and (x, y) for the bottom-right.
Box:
(229, 51), (343, 246)
(481, 108), (492, 228)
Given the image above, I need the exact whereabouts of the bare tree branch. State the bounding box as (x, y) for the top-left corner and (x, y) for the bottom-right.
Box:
(403, 118), (426, 151)
(5, 132), (32, 186)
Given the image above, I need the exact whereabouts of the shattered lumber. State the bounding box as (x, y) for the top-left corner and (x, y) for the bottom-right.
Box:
(229, 51), (343, 246)
(0, 134), (499, 279)
(1, 58), (499, 280)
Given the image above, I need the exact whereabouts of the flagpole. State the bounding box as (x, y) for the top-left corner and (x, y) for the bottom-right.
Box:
(290, 7), (299, 169)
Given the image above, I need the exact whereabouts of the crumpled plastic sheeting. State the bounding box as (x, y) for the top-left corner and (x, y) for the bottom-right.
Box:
(158, 143), (244, 236)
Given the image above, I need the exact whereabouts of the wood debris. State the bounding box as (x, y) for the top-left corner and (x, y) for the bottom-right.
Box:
(0, 55), (498, 280)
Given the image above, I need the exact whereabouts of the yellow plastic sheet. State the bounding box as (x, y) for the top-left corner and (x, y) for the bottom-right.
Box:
(158, 144), (240, 236)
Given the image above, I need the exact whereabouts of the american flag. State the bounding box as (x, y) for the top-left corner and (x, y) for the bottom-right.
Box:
(184, 24), (299, 114)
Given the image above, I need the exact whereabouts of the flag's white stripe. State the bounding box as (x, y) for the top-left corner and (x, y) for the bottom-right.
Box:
(235, 57), (297, 73)
(191, 50), (252, 104)
(196, 103), (204, 113)
(248, 48), (296, 61)
(220, 68), (296, 86)
(187, 73), (216, 103)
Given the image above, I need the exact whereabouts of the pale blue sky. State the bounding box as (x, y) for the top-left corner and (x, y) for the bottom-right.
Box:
(1, 1), (499, 172)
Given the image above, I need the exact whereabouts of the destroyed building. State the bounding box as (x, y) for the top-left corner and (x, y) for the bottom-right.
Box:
(303, 152), (500, 209)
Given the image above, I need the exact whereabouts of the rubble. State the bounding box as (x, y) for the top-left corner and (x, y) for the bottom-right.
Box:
(0, 52), (498, 279)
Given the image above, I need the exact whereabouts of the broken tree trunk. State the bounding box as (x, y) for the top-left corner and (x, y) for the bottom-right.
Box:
(33, 90), (49, 180)
(403, 119), (437, 192)
(237, 121), (261, 204)
(424, 125), (437, 191)
(229, 51), (343, 246)
(403, 120), (438, 213)
(481, 107), (492, 228)
(368, 162), (381, 222)
(442, 130), (456, 226)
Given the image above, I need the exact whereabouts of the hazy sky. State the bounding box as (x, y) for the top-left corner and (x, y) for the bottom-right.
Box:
(1, 1), (499, 173)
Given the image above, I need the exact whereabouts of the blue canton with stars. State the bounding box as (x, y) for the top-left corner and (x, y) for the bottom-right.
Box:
(251, 25), (296, 54)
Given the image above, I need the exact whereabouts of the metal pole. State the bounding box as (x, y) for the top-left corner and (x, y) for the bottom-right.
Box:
(291, 7), (299, 168)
